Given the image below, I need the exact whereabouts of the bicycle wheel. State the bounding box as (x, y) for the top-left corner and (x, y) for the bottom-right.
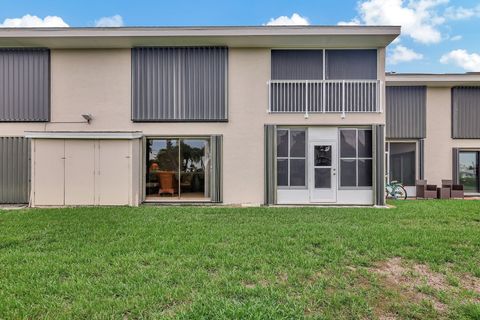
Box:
(393, 185), (407, 200)
(385, 187), (393, 199)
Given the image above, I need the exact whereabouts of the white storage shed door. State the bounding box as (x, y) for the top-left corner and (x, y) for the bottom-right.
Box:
(65, 140), (96, 205)
(33, 139), (65, 206)
(33, 139), (132, 206)
(97, 140), (131, 205)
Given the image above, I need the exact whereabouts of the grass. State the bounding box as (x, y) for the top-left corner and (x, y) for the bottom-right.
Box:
(0, 200), (479, 319)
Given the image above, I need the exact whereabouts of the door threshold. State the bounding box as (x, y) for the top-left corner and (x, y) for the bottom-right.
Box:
(273, 203), (374, 207)
(143, 199), (213, 205)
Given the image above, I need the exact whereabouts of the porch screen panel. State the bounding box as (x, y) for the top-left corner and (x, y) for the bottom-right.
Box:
(271, 50), (323, 80)
(386, 86), (426, 138)
(373, 125), (385, 206)
(210, 135), (223, 203)
(0, 49), (50, 121)
(0, 137), (30, 203)
(452, 87), (480, 138)
(132, 47), (228, 121)
(264, 125), (277, 205)
(325, 49), (377, 80)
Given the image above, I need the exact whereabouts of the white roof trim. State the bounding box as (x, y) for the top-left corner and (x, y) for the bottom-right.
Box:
(0, 26), (400, 49)
(0, 26), (401, 37)
(386, 73), (480, 86)
(25, 131), (143, 139)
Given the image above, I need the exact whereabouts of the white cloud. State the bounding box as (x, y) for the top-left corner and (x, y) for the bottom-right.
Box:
(440, 49), (480, 71)
(265, 13), (309, 26)
(340, 0), (449, 44)
(388, 45), (423, 64)
(95, 15), (124, 27)
(450, 35), (462, 41)
(337, 18), (361, 26)
(444, 5), (480, 20)
(0, 14), (69, 27)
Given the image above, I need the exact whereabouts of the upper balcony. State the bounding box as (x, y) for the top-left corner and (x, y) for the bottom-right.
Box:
(267, 49), (383, 117)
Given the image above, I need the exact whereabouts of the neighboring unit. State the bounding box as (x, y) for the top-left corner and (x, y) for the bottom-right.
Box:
(386, 73), (480, 196)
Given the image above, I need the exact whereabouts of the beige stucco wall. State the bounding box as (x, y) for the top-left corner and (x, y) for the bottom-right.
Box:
(1, 48), (386, 205)
(424, 87), (480, 186)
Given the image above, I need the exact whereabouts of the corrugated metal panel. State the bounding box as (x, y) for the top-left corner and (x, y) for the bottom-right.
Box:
(0, 49), (50, 122)
(264, 125), (277, 205)
(0, 137), (30, 203)
(132, 47), (228, 121)
(210, 135), (223, 203)
(452, 87), (480, 138)
(419, 139), (425, 179)
(386, 86), (426, 139)
(326, 49), (377, 80)
(452, 148), (459, 183)
(373, 125), (385, 206)
(271, 50), (323, 80)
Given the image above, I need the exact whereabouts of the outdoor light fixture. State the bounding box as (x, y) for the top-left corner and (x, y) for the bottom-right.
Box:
(81, 113), (93, 124)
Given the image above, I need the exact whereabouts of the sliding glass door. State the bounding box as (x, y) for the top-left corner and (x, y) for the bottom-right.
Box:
(387, 142), (416, 186)
(146, 138), (210, 201)
(459, 151), (479, 193)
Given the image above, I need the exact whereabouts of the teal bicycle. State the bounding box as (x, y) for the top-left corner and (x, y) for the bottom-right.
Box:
(385, 180), (407, 200)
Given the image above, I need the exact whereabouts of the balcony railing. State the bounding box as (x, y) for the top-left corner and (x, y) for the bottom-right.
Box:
(267, 80), (382, 117)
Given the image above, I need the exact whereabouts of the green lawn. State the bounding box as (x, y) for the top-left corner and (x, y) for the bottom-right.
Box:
(0, 201), (479, 319)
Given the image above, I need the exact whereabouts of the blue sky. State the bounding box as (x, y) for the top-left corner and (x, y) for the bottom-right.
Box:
(1, 0), (480, 73)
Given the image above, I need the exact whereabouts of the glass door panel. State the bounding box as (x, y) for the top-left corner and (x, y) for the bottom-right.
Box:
(315, 168), (331, 188)
(309, 141), (337, 203)
(146, 139), (179, 198)
(314, 145), (332, 188)
(389, 143), (416, 186)
(146, 138), (210, 201)
(180, 139), (208, 199)
(459, 152), (479, 193)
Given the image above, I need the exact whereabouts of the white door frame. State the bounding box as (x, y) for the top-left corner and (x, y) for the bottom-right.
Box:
(309, 140), (337, 203)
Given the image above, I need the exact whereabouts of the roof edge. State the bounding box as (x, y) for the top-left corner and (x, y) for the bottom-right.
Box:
(386, 72), (480, 86)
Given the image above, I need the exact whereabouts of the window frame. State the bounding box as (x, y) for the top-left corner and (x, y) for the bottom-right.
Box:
(276, 128), (308, 189)
(338, 128), (373, 190)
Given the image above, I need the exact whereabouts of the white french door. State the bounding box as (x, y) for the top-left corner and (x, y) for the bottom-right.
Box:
(309, 140), (337, 203)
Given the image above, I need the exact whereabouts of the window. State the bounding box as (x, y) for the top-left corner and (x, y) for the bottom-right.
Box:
(339, 129), (373, 187)
(388, 142), (416, 186)
(132, 47), (228, 122)
(146, 138), (210, 201)
(277, 129), (306, 187)
(0, 48), (50, 122)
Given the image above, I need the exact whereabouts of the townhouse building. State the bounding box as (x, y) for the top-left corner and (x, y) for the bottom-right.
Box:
(0, 26), (479, 206)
